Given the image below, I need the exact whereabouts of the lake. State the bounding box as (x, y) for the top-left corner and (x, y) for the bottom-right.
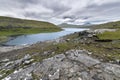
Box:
(5, 28), (89, 46)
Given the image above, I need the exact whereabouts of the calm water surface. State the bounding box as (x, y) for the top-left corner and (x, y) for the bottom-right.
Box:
(5, 28), (89, 46)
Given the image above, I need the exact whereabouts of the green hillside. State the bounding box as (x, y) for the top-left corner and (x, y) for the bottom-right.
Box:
(91, 21), (120, 40)
(92, 21), (120, 29)
(0, 16), (62, 43)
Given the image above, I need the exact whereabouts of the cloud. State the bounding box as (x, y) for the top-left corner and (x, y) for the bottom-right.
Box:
(0, 0), (120, 25)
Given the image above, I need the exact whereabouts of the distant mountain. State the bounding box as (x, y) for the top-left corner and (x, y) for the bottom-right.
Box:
(58, 23), (91, 28)
(59, 20), (120, 29)
(83, 22), (92, 26)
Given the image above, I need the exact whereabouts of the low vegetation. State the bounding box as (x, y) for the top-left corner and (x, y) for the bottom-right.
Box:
(92, 21), (120, 29)
(0, 16), (62, 43)
(97, 30), (120, 40)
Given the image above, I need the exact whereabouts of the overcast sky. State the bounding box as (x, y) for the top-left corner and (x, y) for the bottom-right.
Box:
(0, 0), (120, 25)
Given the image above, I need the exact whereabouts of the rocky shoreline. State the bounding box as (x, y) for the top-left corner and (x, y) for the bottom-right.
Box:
(0, 45), (30, 53)
(0, 29), (120, 80)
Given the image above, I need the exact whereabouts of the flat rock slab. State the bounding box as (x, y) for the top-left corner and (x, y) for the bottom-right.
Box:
(65, 50), (101, 67)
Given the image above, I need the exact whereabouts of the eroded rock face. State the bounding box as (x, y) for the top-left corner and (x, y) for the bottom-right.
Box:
(2, 50), (120, 80)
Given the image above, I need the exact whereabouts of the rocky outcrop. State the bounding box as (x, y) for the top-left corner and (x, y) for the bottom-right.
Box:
(1, 49), (120, 80)
(94, 29), (117, 34)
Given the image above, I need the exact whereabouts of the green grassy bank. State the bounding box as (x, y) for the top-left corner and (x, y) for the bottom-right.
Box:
(0, 16), (62, 43)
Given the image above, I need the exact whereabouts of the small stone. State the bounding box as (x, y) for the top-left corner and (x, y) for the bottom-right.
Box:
(13, 68), (23, 74)
(78, 77), (82, 80)
(24, 59), (34, 65)
(43, 51), (49, 55)
(49, 69), (60, 80)
(66, 39), (70, 42)
(116, 59), (120, 64)
(24, 54), (31, 60)
(88, 34), (93, 38)
(88, 52), (92, 55)
(0, 74), (2, 78)
(4, 61), (13, 67)
(3, 76), (11, 80)
(24, 73), (33, 80)
(97, 70), (102, 73)
(1, 59), (9, 63)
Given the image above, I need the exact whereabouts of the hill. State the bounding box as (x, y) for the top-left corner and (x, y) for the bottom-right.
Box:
(91, 21), (120, 29)
(58, 23), (91, 28)
(0, 16), (62, 43)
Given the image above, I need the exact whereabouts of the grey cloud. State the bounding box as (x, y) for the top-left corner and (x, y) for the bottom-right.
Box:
(0, 0), (120, 24)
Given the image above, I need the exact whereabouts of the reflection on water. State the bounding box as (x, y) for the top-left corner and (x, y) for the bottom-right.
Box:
(5, 28), (89, 45)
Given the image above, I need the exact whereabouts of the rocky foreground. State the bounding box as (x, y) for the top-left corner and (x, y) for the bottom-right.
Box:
(0, 29), (120, 80)
(0, 49), (119, 80)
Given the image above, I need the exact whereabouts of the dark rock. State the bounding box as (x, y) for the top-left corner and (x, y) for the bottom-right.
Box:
(95, 39), (112, 42)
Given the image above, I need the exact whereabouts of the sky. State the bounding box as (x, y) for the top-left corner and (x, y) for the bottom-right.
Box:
(0, 0), (120, 25)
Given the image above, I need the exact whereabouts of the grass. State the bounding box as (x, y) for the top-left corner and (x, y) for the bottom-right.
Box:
(92, 21), (120, 29)
(0, 16), (62, 42)
(79, 42), (120, 61)
(97, 30), (120, 40)
(0, 69), (14, 79)
(0, 28), (61, 36)
(21, 37), (120, 62)
(0, 16), (60, 29)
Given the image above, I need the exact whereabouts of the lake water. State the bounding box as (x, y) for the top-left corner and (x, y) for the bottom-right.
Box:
(5, 28), (89, 46)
